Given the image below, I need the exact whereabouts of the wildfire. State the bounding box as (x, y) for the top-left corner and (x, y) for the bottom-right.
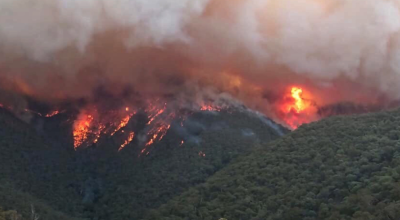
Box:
(93, 124), (106, 144)
(147, 107), (165, 125)
(67, 100), (225, 153)
(144, 124), (171, 147)
(111, 113), (133, 136)
(119, 131), (135, 152)
(73, 114), (94, 149)
(290, 87), (306, 113)
(45, 110), (60, 118)
(72, 106), (136, 149)
(279, 86), (316, 129)
(200, 105), (220, 111)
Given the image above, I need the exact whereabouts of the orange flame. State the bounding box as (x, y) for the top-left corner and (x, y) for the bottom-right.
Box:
(70, 100), (224, 152)
(119, 131), (135, 152)
(73, 114), (94, 149)
(111, 114), (133, 136)
(145, 124), (171, 147)
(142, 124), (171, 154)
(45, 110), (60, 118)
(279, 86), (316, 129)
(200, 105), (220, 111)
(147, 107), (165, 125)
(93, 124), (106, 144)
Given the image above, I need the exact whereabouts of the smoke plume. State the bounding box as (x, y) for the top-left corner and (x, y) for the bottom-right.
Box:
(1, 0), (400, 126)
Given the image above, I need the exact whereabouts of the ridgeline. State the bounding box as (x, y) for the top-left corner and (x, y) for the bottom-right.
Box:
(145, 109), (400, 220)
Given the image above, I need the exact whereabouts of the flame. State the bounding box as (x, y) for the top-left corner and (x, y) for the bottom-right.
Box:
(200, 105), (221, 111)
(141, 123), (171, 154)
(145, 124), (171, 147)
(111, 114), (133, 136)
(147, 107), (165, 125)
(45, 110), (60, 118)
(93, 124), (106, 144)
(119, 131), (135, 152)
(73, 114), (94, 149)
(279, 86), (316, 129)
(2, 97), (226, 152)
(67, 100), (225, 152)
(290, 87), (308, 113)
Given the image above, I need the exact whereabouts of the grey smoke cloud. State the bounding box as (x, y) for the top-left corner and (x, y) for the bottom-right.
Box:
(1, 0), (400, 121)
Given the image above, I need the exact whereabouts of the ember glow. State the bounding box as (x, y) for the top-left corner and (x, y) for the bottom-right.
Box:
(73, 114), (94, 149)
(2, 0), (400, 151)
(119, 132), (135, 152)
(144, 124), (171, 148)
(111, 113), (134, 136)
(68, 99), (223, 154)
(278, 86), (317, 129)
(147, 107), (166, 125)
(72, 106), (137, 150)
(290, 87), (307, 113)
(45, 110), (60, 118)
(200, 105), (221, 112)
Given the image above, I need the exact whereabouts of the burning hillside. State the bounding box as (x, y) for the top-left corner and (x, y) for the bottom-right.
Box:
(0, 0), (400, 142)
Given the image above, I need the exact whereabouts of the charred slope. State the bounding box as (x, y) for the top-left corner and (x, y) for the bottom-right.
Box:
(0, 108), (286, 220)
(145, 108), (400, 220)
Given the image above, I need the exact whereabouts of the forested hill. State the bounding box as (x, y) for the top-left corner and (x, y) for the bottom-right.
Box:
(0, 108), (286, 220)
(145, 108), (400, 220)
(0, 108), (82, 220)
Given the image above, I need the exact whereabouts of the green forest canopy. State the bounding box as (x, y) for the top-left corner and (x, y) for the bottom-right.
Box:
(144, 108), (400, 220)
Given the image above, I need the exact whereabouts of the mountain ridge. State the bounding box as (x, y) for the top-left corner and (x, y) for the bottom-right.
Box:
(0, 107), (286, 220)
(143, 108), (400, 220)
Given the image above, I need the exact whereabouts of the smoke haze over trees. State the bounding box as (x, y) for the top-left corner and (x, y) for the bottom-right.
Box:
(1, 0), (400, 126)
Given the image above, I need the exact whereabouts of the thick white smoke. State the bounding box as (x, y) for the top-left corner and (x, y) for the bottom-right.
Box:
(0, 0), (210, 60)
(1, 0), (400, 123)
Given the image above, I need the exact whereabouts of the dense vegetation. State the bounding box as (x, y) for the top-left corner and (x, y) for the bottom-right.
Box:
(0, 108), (285, 219)
(0, 207), (21, 220)
(0, 109), (84, 220)
(145, 108), (400, 220)
(6, 105), (400, 220)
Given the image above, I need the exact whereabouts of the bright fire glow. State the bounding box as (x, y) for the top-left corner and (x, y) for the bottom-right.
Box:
(279, 86), (316, 129)
(147, 107), (165, 125)
(73, 114), (94, 149)
(72, 107), (136, 149)
(144, 124), (171, 147)
(45, 110), (60, 117)
(111, 114), (133, 136)
(200, 105), (220, 111)
(119, 131), (135, 152)
(68, 100), (225, 152)
(290, 87), (307, 113)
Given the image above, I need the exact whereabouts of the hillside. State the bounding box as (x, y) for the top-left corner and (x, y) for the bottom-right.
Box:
(145, 108), (400, 220)
(0, 108), (286, 220)
(0, 109), (83, 220)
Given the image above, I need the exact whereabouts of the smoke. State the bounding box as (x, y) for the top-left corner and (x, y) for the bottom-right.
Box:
(1, 0), (400, 125)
